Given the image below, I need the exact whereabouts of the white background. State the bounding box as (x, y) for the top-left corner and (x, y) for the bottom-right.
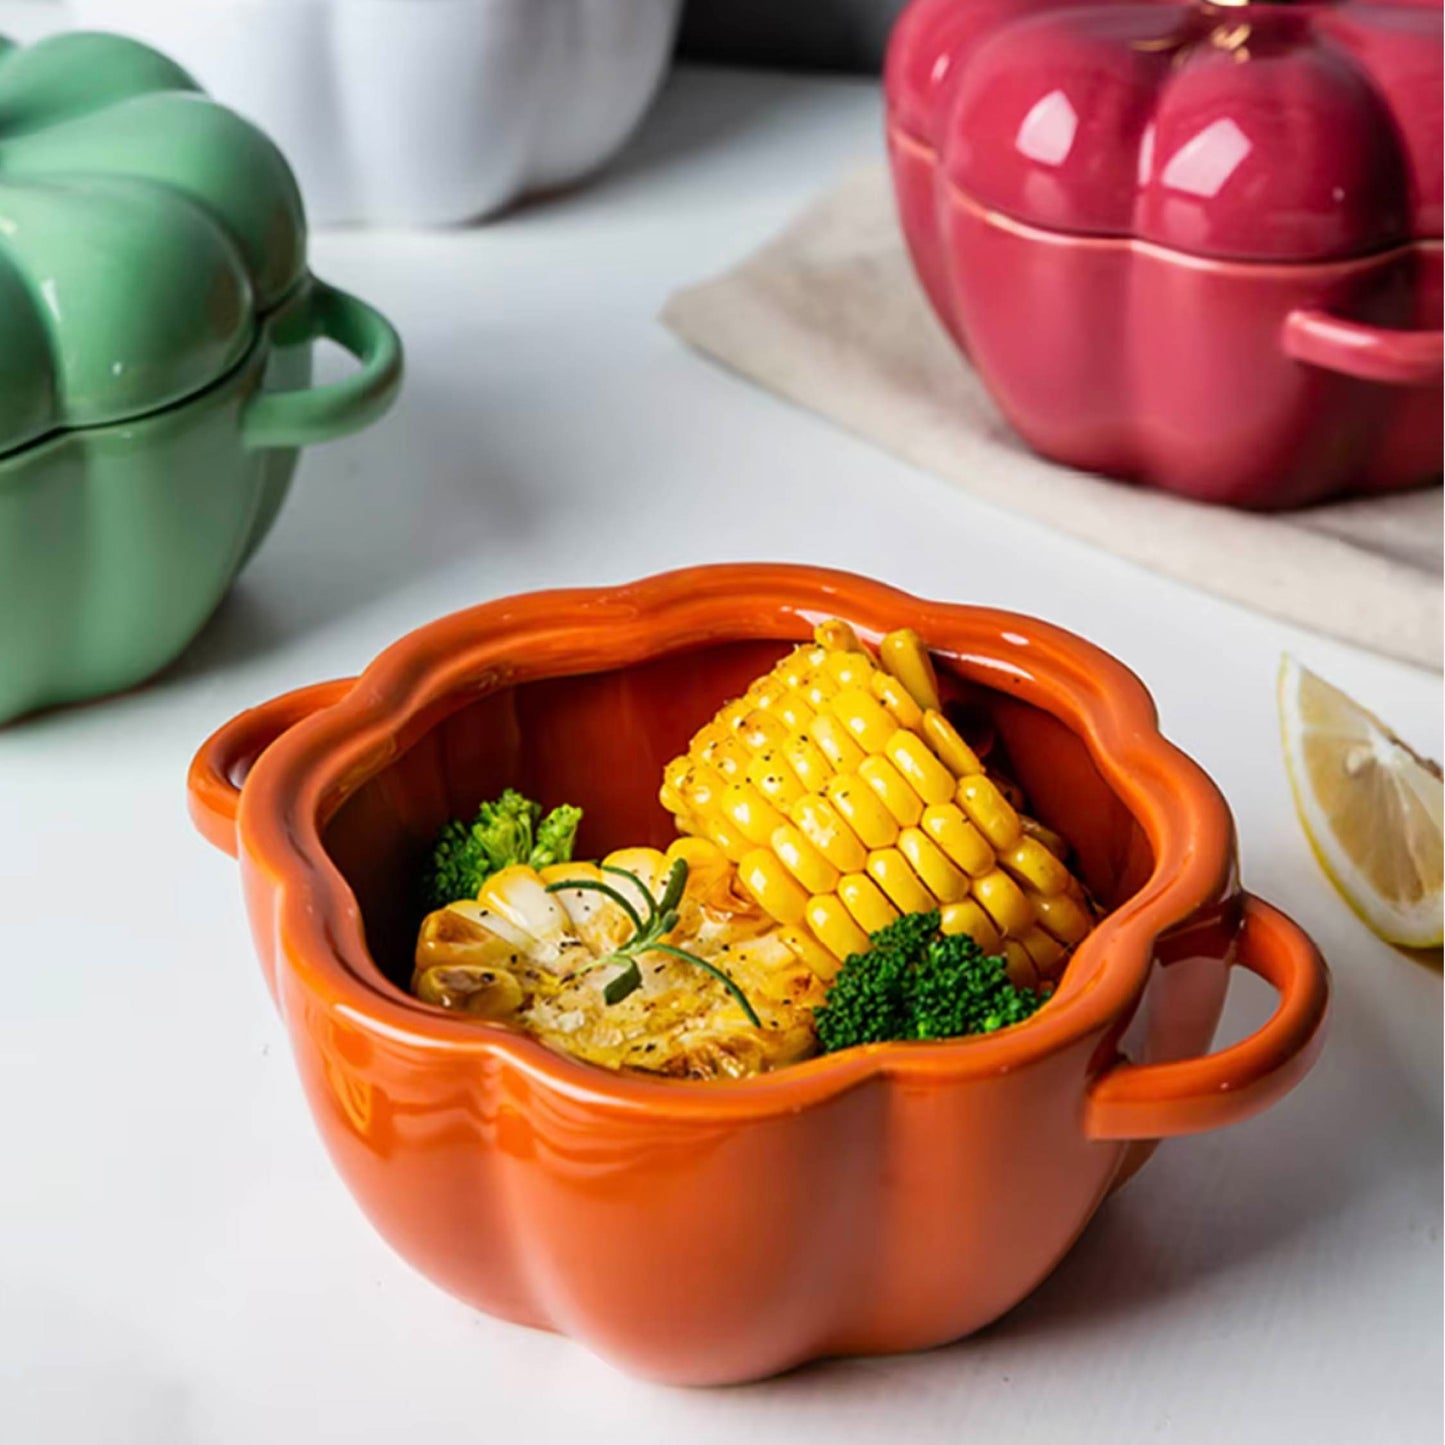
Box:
(0, 52), (1440, 1445)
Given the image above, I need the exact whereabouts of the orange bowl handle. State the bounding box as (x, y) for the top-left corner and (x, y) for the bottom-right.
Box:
(187, 680), (356, 858)
(1085, 895), (1329, 1141)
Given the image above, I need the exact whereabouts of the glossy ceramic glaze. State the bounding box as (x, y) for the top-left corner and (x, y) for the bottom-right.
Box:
(66, 0), (682, 226)
(188, 566), (1328, 1385)
(885, 0), (1443, 507)
(0, 31), (402, 723)
(0, 279), (400, 723)
(0, 31), (312, 450)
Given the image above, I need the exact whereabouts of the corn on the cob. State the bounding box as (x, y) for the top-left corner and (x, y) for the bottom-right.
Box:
(660, 624), (1093, 988)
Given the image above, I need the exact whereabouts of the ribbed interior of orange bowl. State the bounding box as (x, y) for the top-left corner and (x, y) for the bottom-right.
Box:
(320, 636), (1156, 998)
(232, 566), (1237, 1105)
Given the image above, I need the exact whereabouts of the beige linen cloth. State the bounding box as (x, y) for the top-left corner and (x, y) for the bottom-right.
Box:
(662, 168), (1443, 672)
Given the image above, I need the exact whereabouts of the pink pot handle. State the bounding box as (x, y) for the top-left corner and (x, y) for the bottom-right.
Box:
(1085, 895), (1329, 1141)
(1283, 308), (1443, 386)
(188, 679), (356, 858)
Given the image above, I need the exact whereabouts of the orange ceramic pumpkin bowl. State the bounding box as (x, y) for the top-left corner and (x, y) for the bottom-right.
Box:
(188, 564), (1328, 1384)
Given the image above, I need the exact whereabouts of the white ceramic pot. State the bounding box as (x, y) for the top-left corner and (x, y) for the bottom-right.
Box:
(65, 0), (682, 226)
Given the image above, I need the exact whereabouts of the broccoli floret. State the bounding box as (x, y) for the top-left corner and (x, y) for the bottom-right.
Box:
(425, 817), (490, 910)
(814, 909), (1046, 1053)
(532, 802), (583, 870)
(422, 789), (582, 909)
(812, 910), (935, 1048)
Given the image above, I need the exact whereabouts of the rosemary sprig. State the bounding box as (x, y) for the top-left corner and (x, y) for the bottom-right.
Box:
(545, 858), (762, 1028)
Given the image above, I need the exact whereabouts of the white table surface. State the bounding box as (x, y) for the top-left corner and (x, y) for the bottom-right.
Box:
(1, 57), (1441, 1445)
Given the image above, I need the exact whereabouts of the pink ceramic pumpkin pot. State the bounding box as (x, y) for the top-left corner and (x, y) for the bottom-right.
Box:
(885, 0), (1443, 508)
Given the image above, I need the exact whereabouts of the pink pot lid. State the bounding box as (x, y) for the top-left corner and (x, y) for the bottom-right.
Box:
(885, 0), (1443, 262)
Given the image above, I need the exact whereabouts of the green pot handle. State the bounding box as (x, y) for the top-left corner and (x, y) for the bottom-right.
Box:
(243, 278), (403, 450)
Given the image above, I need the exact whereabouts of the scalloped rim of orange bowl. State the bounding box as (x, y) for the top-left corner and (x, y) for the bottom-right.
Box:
(234, 564), (1235, 1118)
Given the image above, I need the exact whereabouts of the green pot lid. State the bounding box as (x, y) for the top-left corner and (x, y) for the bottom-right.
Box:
(0, 32), (307, 456)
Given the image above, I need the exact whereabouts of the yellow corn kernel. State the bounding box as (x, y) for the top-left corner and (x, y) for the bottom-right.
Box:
(699, 730), (753, 779)
(859, 754), (924, 826)
(957, 775), (1022, 850)
(738, 849), (810, 926)
(830, 687), (897, 754)
(824, 650), (876, 690)
(886, 730), (956, 805)
(869, 670), (926, 733)
(878, 628), (942, 711)
(866, 848), (936, 914)
(1000, 836), (1072, 896)
(738, 708), (789, 752)
(805, 894), (870, 961)
(825, 774), (900, 850)
(815, 619), (862, 653)
(838, 873), (899, 933)
(808, 712), (867, 772)
(771, 693), (816, 733)
(777, 647), (823, 686)
(974, 868), (1035, 937)
(788, 795), (868, 873)
(701, 813), (750, 862)
(782, 732), (834, 793)
(690, 721), (725, 753)
(920, 802), (995, 877)
(744, 675), (784, 707)
(1034, 890), (1093, 945)
(897, 827), (970, 903)
(921, 710), (983, 777)
(1020, 927), (1065, 974)
(669, 758), (727, 811)
(771, 824), (841, 895)
(716, 698), (750, 732)
(940, 898), (1003, 953)
(720, 782), (789, 846)
(746, 749), (806, 807)
(779, 926), (842, 980)
(803, 672), (841, 710)
(665, 836), (726, 870)
(1003, 942), (1039, 991)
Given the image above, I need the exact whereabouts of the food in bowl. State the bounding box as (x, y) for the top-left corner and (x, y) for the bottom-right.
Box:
(410, 619), (1092, 1077)
(416, 836), (822, 1078)
(188, 563), (1330, 1385)
(659, 618), (1093, 980)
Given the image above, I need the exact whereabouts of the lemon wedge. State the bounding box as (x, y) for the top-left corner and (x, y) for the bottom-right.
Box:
(1279, 656), (1443, 947)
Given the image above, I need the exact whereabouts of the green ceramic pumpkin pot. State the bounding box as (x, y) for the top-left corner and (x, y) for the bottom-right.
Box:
(0, 32), (403, 725)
